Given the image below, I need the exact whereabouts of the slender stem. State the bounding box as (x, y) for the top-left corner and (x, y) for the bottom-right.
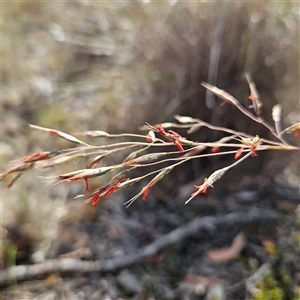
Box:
(225, 151), (252, 170)
(234, 102), (289, 145)
(131, 150), (243, 168)
(190, 119), (251, 138)
(259, 145), (300, 151)
(107, 133), (163, 141)
(191, 119), (283, 146)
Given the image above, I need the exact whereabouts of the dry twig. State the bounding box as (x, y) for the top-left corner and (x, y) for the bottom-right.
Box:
(0, 208), (282, 288)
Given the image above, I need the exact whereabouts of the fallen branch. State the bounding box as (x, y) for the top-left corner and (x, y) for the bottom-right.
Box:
(0, 208), (282, 288)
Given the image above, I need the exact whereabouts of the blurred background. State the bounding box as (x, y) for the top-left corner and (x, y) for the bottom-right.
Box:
(1, 1), (299, 299)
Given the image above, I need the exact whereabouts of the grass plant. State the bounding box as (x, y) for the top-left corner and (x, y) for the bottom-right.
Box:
(2, 76), (299, 209)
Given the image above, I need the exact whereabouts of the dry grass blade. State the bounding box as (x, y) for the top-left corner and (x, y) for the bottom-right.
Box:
(29, 124), (90, 146)
(1, 163), (35, 182)
(124, 166), (174, 207)
(201, 82), (239, 106)
(245, 73), (263, 116)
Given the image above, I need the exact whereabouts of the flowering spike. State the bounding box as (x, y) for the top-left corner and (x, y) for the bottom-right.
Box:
(4, 174), (23, 192)
(112, 176), (144, 192)
(40, 154), (88, 169)
(58, 166), (118, 181)
(123, 152), (168, 166)
(144, 123), (187, 151)
(1, 163), (35, 181)
(22, 150), (66, 163)
(123, 151), (139, 163)
(245, 73), (263, 116)
(201, 82), (239, 106)
(185, 178), (210, 204)
(90, 160), (101, 168)
(29, 124), (90, 146)
(23, 152), (46, 163)
(185, 168), (228, 204)
(89, 180), (124, 206)
(240, 135), (261, 157)
(250, 135), (260, 156)
(193, 178), (209, 195)
(87, 154), (107, 168)
(124, 166), (174, 207)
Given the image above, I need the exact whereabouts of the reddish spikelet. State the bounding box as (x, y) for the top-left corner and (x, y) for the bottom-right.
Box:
(49, 129), (59, 136)
(90, 178), (129, 206)
(190, 178), (209, 197)
(211, 146), (220, 153)
(91, 193), (101, 206)
(125, 167), (174, 207)
(146, 124), (186, 152)
(84, 178), (90, 192)
(240, 136), (260, 158)
(294, 129), (300, 138)
(186, 168), (228, 204)
(87, 154), (107, 169)
(234, 148), (243, 159)
(103, 181), (121, 196)
(173, 140), (184, 153)
(142, 189), (150, 201)
(90, 160), (101, 168)
(167, 130), (185, 152)
(23, 152), (46, 163)
(158, 124), (166, 135)
(250, 146), (258, 157)
(168, 130), (180, 137)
